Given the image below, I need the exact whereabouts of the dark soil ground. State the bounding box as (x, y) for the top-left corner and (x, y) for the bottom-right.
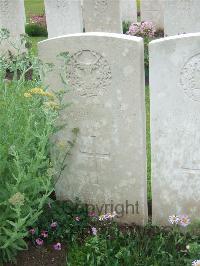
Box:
(4, 243), (67, 266)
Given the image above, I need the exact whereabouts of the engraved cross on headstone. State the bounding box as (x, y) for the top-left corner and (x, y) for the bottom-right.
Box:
(80, 135), (110, 184)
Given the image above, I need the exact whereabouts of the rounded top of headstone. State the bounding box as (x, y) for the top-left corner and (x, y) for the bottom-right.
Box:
(149, 32), (200, 46)
(38, 32), (143, 45)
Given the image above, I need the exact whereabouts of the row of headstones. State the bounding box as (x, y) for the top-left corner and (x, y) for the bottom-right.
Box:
(39, 0), (196, 38)
(41, 0), (200, 37)
(44, 0), (159, 37)
(36, 0), (200, 37)
(140, 0), (200, 36)
(38, 31), (200, 226)
(1, 0), (200, 40)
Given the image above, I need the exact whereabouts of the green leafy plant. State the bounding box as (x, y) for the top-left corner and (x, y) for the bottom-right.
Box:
(28, 199), (90, 246)
(25, 14), (47, 37)
(67, 222), (190, 266)
(25, 23), (48, 37)
(67, 214), (194, 265)
(122, 21), (131, 34)
(0, 29), (61, 263)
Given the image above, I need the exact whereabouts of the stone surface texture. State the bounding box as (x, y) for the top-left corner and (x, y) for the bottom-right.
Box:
(38, 33), (147, 225)
(164, 0), (200, 36)
(121, 0), (137, 23)
(83, 0), (122, 33)
(150, 33), (200, 225)
(0, 0), (25, 54)
(44, 0), (83, 38)
(140, 0), (164, 29)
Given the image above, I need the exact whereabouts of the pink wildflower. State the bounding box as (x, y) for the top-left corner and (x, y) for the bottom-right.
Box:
(127, 23), (140, 36)
(51, 221), (58, 229)
(99, 212), (117, 221)
(104, 213), (111, 220)
(88, 211), (97, 217)
(29, 228), (35, 235)
(91, 227), (97, 236)
(30, 15), (46, 27)
(53, 242), (62, 251)
(168, 215), (180, 225)
(36, 238), (44, 246)
(127, 21), (156, 38)
(179, 215), (190, 227)
(140, 21), (156, 37)
(75, 216), (80, 221)
(41, 230), (48, 238)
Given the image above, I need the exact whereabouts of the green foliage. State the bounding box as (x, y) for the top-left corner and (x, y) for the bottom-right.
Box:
(122, 21), (131, 34)
(0, 30), (61, 263)
(67, 224), (191, 266)
(25, 198), (200, 265)
(29, 200), (90, 245)
(136, 0), (140, 10)
(25, 23), (48, 37)
(186, 242), (200, 264)
(143, 37), (150, 71)
(145, 87), (151, 200)
(29, 36), (47, 55)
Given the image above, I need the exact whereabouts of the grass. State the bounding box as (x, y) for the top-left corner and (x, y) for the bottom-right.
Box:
(30, 36), (46, 55)
(145, 86), (151, 200)
(24, 0), (47, 52)
(137, 0), (141, 10)
(24, 0), (45, 20)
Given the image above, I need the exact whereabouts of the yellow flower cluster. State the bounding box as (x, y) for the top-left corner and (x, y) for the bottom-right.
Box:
(24, 92), (32, 98)
(24, 87), (54, 99)
(8, 192), (25, 206)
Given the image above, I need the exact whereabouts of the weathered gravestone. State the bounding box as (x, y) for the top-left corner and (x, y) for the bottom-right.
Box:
(44, 0), (83, 38)
(0, 0), (25, 54)
(121, 0), (137, 23)
(150, 33), (200, 225)
(38, 33), (147, 224)
(140, 0), (164, 29)
(83, 0), (122, 33)
(164, 0), (200, 36)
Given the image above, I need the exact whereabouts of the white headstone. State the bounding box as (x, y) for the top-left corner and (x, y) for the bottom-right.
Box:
(0, 0), (25, 54)
(121, 0), (137, 23)
(150, 33), (200, 225)
(38, 33), (147, 225)
(83, 0), (122, 33)
(140, 0), (164, 29)
(164, 0), (200, 36)
(44, 0), (83, 38)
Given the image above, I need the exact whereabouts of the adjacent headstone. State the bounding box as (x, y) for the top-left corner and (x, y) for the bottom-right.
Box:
(44, 0), (83, 38)
(121, 0), (137, 23)
(38, 33), (147, 225)
(0, 0), (25, 54)
(140, 0), (164, 29)
(164, 0), (200, 36)
(83, 0), (122, 33)
(150, 33), (200, 225)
